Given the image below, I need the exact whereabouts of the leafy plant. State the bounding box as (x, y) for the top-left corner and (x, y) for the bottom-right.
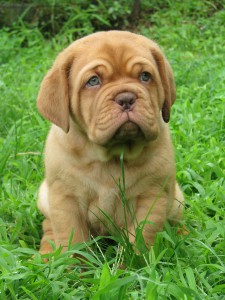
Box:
(0, 0), (132, 38)
(0, 1), (225, 298)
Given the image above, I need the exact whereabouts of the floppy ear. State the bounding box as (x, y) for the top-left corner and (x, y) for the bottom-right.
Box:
(151, 48), (176, 123)
(37, 52), (74, 133)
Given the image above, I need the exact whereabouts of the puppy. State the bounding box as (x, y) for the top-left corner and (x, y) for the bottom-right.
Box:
(37, 31), (184, 254)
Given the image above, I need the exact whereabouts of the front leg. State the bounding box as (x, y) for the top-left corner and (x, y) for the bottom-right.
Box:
(39, 181), (89, 253)
(128, 191), (169, 248)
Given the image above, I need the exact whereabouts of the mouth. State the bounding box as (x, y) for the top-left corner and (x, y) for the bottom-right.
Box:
(108, 121), (145, 146)
(103, 121), (148, 160)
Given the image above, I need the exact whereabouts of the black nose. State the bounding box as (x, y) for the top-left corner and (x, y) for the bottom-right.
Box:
(115, 92), (136, 111)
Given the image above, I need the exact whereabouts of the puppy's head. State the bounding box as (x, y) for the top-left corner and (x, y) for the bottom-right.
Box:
(37, 31), (176, 158)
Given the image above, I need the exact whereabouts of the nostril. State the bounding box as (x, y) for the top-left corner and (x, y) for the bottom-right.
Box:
(115, 92), (136, 111)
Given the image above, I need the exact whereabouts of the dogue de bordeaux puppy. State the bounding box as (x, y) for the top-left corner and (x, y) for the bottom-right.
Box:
(37, 31), (184, 254)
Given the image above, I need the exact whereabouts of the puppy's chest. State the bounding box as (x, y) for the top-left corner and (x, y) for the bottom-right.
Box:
(87, 187), (125, 233)
(67, 158), (153, 233)
(78, 169), (147, 234)
(80, 174), (122, 220)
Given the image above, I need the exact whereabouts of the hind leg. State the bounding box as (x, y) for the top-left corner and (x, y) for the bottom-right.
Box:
(168, 182), (184, 224)
(39, 218), (55, 254)
(38, 181), (55, 254)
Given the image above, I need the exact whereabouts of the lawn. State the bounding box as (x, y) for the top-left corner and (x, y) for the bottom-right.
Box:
(0, 2), (225, 299)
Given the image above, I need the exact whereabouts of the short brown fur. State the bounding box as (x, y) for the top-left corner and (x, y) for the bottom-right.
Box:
(37, 31), (184, 254)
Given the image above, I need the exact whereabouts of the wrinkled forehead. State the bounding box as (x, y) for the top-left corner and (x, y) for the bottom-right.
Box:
(70, 33), (157, 73)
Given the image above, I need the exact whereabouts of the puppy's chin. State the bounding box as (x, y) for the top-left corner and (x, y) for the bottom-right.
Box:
(107, 142), (146, 161)
(87, 119), (160, 160)
(113, 122), (143, 143)
(103, 122), (150, 160)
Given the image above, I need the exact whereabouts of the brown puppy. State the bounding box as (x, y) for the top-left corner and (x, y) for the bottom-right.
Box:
(37, 31), (184, 254)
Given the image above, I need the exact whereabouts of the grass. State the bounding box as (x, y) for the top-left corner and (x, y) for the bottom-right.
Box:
(0, 2), (225, 299)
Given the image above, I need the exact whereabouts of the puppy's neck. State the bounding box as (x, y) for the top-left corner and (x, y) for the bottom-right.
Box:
(54, 121), (169, 167)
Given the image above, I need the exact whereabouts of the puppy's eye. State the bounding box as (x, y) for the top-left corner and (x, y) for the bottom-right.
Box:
(140, 72), (151, 83)
(86, 76), (101, 87)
